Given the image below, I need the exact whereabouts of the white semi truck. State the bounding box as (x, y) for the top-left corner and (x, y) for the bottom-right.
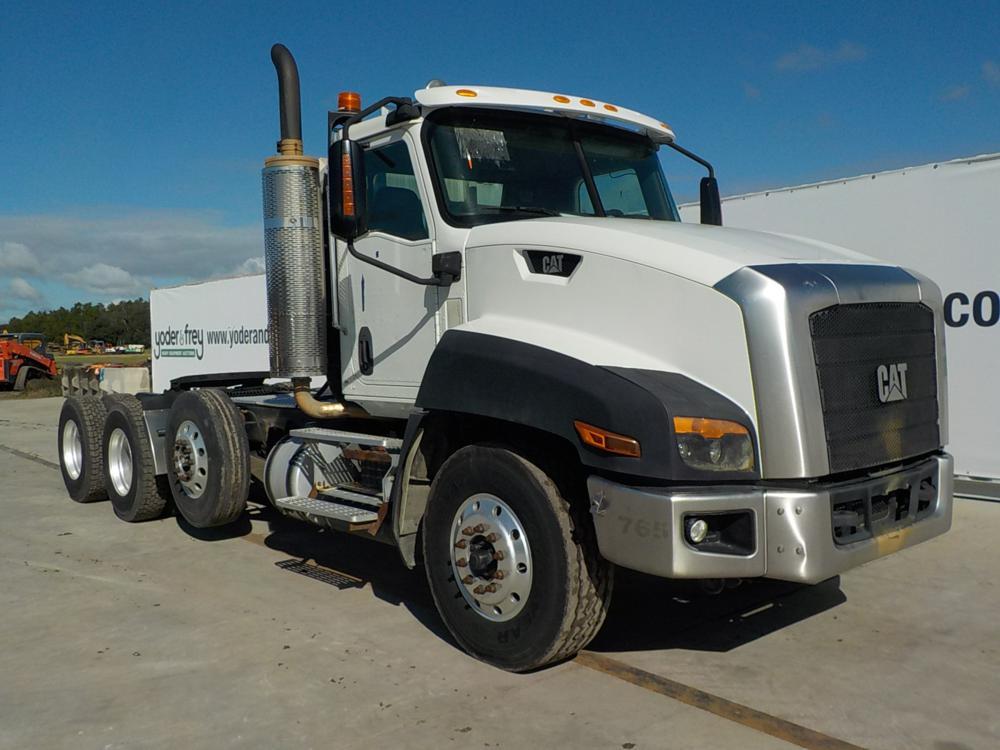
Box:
(56, 45), (953, 671)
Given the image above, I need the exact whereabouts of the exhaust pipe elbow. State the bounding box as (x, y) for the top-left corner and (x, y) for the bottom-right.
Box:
(270, 43), (303, 154)
(292, 378), (367, 419)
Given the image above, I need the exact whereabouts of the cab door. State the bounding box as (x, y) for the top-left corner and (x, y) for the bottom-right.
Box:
(341, 133), (439, 406)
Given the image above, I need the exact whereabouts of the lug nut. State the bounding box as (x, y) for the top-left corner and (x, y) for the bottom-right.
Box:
(456, 558), (468, 568)
(462, 527), (474, 536)
(485, 533), (497, 543)
(484, 583), (498, 593)
(462, 575), (474, 585)
(473, 524), (485, 533)
(454, 539), (467, 549)
(492, 551), (505, 561)
(494, 571), (505, 580)
(473, 585), (485, 595)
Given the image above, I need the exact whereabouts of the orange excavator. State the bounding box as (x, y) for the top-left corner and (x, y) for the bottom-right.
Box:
(0, 333), (58, 391)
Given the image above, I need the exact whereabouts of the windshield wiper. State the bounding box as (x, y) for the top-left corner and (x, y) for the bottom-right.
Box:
(494, 205), (562, 217)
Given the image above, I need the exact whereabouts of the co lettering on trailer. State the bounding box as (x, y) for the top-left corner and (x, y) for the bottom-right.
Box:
(944, 291), (1000, 327)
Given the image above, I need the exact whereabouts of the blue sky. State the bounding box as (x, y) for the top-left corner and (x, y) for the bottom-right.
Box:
(2, 0), (998, 321)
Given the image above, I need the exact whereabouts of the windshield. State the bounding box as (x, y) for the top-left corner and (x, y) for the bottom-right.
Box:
(424, 108), (679, 227)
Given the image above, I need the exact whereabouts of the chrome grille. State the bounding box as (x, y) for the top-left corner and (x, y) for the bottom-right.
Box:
(810, 302), (939, 473)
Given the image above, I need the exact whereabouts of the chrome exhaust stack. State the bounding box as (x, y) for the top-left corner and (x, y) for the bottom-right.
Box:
(262, 44), (326, 381)
(263, 44), (361, 418)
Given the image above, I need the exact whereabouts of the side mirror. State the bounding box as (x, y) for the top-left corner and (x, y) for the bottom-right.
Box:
(432, 251), (462, 285)
(329, 138), (368, 240)
(700, 176), (723, 226)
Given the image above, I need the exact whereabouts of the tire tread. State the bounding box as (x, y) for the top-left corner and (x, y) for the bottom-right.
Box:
(103, 393), (169, 522)
(61, 396), (108, 503)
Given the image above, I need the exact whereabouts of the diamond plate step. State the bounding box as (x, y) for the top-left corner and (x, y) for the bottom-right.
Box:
(326, 485), (384, 508)
(274, 495), (378, 524)
(289, 427), (402, 451)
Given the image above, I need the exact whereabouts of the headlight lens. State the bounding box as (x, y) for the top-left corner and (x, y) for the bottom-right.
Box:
(674, 417), (754, 472)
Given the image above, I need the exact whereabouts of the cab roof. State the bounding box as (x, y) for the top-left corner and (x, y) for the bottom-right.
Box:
(414, 85), (676, 144)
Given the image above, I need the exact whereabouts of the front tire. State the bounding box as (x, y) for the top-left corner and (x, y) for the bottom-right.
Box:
(422, 446), (613, 672)
(165, 389), (249, 528)
(58, 396), (108, 503)
(102, 394), (170, 522)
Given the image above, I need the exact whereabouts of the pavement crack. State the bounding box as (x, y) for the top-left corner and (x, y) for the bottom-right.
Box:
(0, 443), (60, 471)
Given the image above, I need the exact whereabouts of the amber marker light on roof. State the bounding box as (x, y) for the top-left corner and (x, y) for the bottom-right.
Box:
(456, 89), (478, 97)
(553, 95), (571, 103)
(338, 91), (361, 112)
(603, 104), (619, 112)
(579, 99), (596, 107)
(573, 421), (641, 458)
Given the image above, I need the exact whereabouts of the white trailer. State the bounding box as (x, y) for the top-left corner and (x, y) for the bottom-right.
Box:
(149, 274), (270, 393)
(54, 44), (955, 672)
(680, 154), (999, 498)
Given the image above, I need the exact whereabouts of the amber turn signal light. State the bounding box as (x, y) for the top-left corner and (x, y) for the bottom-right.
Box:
(574, 421), (641, 458)
(672, 417), (749, 439)
(341, 152), (355, 217)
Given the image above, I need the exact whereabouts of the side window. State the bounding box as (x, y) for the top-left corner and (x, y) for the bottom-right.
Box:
(364, 140), (429, 241)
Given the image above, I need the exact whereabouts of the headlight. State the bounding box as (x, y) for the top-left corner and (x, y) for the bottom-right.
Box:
(674, 417), (754, 472)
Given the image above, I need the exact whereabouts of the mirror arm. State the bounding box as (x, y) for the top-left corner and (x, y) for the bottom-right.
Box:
(664, 141), (715, 178)
(346, 241), (456, 287)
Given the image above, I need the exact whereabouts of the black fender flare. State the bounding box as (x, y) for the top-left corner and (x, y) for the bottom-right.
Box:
(415, 331), (759, 483)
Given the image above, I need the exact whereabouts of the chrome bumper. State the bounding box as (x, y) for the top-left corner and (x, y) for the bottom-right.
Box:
(588, 453), (953, 585)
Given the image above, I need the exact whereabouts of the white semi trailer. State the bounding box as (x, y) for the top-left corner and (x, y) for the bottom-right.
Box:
(56, 45), (953, 671)
(681, 154), (998, 498)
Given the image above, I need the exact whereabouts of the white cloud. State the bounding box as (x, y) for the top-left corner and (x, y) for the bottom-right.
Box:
(229, 256), (265, 276)
(70, 263), (150, 295)
(775, 41), (868, 72)
(984, 60), (1000, 87)
(939, 84), (971, 102)
(0, 241), (39, 273)
(6, 277), (43, 303)
(0, 211), (261, 288)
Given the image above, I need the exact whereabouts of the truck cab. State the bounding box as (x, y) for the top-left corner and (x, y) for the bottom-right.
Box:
(56, 45), (953, 673)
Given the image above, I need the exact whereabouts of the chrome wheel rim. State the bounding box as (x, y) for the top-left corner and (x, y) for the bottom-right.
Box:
(449, 494), (532, 622)
(172, 420), (208, 499)
(62, 420), (83, 480)
(107, 427), (133, 497)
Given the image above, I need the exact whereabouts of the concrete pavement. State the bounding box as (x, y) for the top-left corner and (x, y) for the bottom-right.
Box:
(1, 397), (996, 749)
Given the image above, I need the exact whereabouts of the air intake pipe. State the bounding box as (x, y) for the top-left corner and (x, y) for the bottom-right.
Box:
(262, 44), (360, 418)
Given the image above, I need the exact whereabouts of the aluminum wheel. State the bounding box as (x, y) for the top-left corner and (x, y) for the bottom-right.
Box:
(107, 427), (134, 497)
(172, 420), (208, 499)
(62, 419), (83, 480)
(449, 493), (533, 622)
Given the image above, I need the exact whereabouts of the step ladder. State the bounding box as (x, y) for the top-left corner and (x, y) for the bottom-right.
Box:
(273, 427), (404, 533)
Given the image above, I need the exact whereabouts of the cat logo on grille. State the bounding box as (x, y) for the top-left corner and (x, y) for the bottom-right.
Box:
(876, 363), (909, 403)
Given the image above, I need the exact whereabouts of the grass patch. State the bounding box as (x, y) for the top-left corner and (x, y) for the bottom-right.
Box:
(54, 353), (149, 367)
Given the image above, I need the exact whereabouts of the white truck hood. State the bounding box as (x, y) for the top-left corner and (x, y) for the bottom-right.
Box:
(464, 216), (879, 286)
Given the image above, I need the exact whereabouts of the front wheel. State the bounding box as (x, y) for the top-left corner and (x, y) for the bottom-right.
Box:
(422, 446), (613, 672)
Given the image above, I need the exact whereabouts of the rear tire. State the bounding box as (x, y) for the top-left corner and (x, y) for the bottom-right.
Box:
(165, 389), (249, 528)
(422, 445), (613, 672)
(102, 393), (170, 522)
(58, 396), (108, 503)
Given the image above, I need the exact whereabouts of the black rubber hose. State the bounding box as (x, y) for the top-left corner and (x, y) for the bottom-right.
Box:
(270, 44), (302, 142)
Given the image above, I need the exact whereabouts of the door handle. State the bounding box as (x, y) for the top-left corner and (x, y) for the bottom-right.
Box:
(358, 327), (374, 375)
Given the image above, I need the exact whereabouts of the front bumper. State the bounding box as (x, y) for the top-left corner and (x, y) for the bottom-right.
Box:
(588, 453), (953, 585)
